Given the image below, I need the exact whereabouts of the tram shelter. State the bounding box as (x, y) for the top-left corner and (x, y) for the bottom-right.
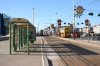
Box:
(9, 18), (36, 55)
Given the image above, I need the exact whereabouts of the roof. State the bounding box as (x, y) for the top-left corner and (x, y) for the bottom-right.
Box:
(10, 18), (29, 23)
(10, 18), (35, 28)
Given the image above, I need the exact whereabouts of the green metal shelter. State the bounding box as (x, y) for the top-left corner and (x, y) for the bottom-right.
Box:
(9, 18), (36, 55)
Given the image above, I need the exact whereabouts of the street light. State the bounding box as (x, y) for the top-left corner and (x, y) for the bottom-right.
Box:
(88, 12), (94, 16)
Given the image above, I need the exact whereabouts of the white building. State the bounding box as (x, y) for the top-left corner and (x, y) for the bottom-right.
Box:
(93, 24), (100, 34)
(82, 27), (93, 34)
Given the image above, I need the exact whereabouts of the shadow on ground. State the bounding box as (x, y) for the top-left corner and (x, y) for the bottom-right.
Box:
(0, 37), (9, 41)
(12, 43), (99, 56)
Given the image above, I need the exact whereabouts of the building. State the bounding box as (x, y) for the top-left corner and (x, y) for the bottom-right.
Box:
(93, 24), (100, 40)
(93, 24), (100, 34)
(0, 13), (11, 36)
(82, 27), (93, 34)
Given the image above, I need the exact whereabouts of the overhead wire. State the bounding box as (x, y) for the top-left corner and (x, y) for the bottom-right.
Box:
(74, 0), (100, 18)
(86, 0), (100, 10)
(85, 0), (100, 13)
(75, 0), (100, 12)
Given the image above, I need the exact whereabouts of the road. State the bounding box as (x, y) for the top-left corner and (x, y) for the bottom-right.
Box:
(43, 36), (100, 66)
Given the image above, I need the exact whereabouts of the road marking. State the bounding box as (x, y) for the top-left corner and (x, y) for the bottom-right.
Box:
(42, 52), (45, 66)
(41, 37), (45, 66)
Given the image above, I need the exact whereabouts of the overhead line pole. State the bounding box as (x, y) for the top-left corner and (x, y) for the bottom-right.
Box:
(33, 8), (34, 25)
(73, 0), (76, 40)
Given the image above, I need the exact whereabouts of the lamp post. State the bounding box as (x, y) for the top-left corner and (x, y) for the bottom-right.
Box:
(33, 8), (34, 25)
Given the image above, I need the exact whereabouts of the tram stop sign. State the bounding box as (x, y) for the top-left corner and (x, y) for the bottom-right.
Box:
(76, 6), (84, 15)
(57, 19), (62, 27)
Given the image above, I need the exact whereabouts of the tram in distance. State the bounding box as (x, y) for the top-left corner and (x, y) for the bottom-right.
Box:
(58, 26), (81, 38)
(59, 26), (71, 38)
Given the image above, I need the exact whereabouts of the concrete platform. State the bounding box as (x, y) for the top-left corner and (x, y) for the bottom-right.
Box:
(0, 37), (49, 66)
(0, 55), (42, 66)
(0, 35), (9, 41)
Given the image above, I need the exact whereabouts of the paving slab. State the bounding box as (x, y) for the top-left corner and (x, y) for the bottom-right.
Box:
(0, 55), (42, 66)
(0, 37), (49, 66)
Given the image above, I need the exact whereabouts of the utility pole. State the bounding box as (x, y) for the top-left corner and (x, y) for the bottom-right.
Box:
(38, 23), (39, 33)
(33, 8), (34, 25)
(73, 0), (76, 39)
(72, 0), (84, 40)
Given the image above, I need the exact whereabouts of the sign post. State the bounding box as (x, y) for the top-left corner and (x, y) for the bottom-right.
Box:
(72, 0), (85, 39)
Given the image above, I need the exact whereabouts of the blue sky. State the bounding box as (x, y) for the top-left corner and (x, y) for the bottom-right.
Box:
(0, 0), (100, 30)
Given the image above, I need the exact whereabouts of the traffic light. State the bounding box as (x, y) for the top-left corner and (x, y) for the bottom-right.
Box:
(57, 19), (62, 26)
(98, 13), (100, 16)
(81, 22), (84, 24)
(68, 23), (70, 25)
(77, 23), (79, 25)
(88, 12), (93, 16)
(64, 23), (66, 24)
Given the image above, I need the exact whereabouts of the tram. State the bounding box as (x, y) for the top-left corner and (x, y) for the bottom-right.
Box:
(59, 26), (71, 38)
(40, 30), (43, 36)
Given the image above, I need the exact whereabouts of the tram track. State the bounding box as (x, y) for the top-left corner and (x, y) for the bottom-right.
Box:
(41, 36), (67, 66)
(64, 44), (97, 66)
(43, 36), (100, 66)
(43, 36), (71, 66)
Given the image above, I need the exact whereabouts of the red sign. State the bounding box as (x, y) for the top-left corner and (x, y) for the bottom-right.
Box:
(85, 19), (90, 26)
(57, 19), (62, 26)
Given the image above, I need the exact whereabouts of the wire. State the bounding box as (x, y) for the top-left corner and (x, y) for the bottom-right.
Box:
(86, 0), (100, 10)
(75, 0), (100, 12)
(85, 9), (100, 13)
(75, 0), (83, 5)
